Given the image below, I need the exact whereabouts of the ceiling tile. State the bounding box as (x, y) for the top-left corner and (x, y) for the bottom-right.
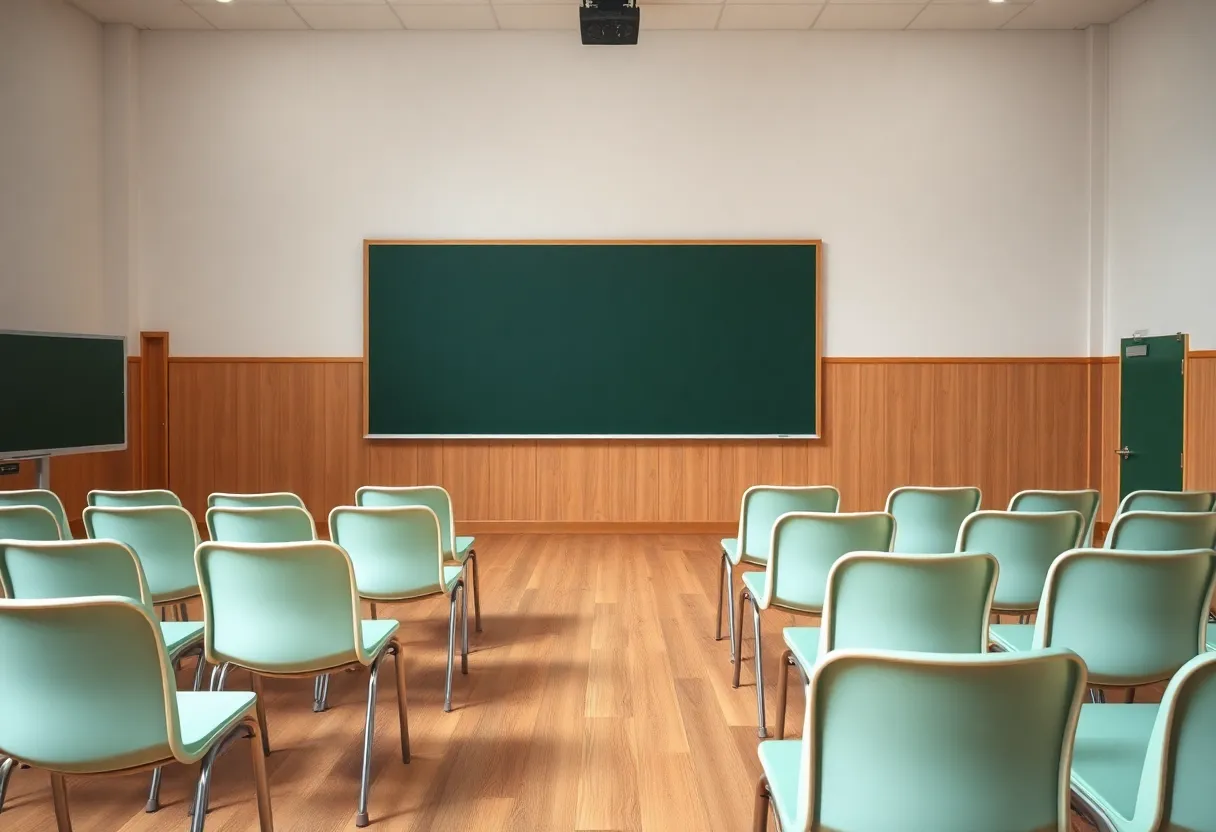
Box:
(908, 2), (1024, 29)
(1003, 0), (1145, 29)
(717, 3), (820, 27)
(292, 3), (403, 27)
(184, 0), (288, 5)
(192, 3), (309, 27)
(291, 0), (390, 4)
(814, 2), (920, 28)
(72, 0), (214, 28)
(389, 0), (485, 6)
(641, 3), (722, 27)
(394, 3), (498, 26)
(825, 0), (923, 4)
(492, 3), (578, 27)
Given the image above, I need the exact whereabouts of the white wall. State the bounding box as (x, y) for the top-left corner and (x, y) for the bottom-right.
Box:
(0, 0), (107, 336)
(138, 31), (1090, 357)
(1108, 0), (1216, 352)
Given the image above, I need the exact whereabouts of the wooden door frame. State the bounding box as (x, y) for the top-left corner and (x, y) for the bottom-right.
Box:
(1116, 332), (1189, 499)
(139, 331), (170, 489)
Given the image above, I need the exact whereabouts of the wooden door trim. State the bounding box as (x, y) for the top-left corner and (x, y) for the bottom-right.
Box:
(139, 332), (170, 490)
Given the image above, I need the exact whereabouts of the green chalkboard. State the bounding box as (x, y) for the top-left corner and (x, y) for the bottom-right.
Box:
(0, 331), (127, 458)
(364, 241), (820, 438)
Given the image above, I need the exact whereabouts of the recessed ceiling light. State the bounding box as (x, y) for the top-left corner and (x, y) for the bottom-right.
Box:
(216, 0), (233, 4)
(990, 0), (1006, 3)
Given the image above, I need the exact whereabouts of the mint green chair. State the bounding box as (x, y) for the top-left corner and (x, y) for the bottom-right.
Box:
(0, 490), (72, 539)
(1104, 510), (1216, 551)
(774, 552), (998, 739)
(0, 597), (272, 832)
(206, 505), (317, 544)
(0, 539), (210, 813)
(87, 489), (182, 508)
(330, 506), (468, 712)
(753, 648), (1087, 832)
(0, 506), (63, 546)
(733, 510), (893, 737)
(1071, 652), (1216, 832)
(956, 510), (1085, 618)
(885, 486), (982, 554)
(1116, 489), (1216, 516)
(83, 506), (202, 621)
(717, 485), (840, 663)
(196, 540), (409, 828)
(1010, 489), (1101, 546)
(989, 549), (1216, 698)
(356, 486), (482, 634)
(207, 492), (305, 509)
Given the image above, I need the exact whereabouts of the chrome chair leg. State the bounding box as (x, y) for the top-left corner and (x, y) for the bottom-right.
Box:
(0, 756), (14, 814)
(146, 766), (164, 813)
(444, 580), (462, 712)
(313, 674), (330, 713)
(726, 559), (738, 665)
(751, 597), (767, 738)
(355, 657), (382, 828)
(460, 581), (469, 675)
(774, 650), (795, 741)
(191, 645), (208, 693)
(390, 642), (411, 763)
(468, 550), (483, 633)
(210, 662), (232, 692)
(51, 773), (71, 832)
(189, 743), (221, 832)
(715, 551), (726, 642)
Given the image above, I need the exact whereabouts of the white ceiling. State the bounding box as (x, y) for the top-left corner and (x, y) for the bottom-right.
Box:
(69, 0), (1148, 32)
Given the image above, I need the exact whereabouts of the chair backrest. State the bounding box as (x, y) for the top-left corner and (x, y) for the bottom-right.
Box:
(885, 486), (982, 554)
(1130, 652), (1216, 830)
(206, 505), (317, 544)
(820, 553), (998, 654)
(0, 597), (182, 773)
(1104, 510), (1216, 551)
(795, 648), (1087, 832)
(196, 541), (368, 672)
(356, 486), (459, 559)
(1034, 548), (1216, 686)
(0, 490), (72, 539)
(207, 491), (305, 509)
(759, 511), (895, 612)
(83, 506), (201, 602)
(956, 510), (1085, 612)
(0, 539), (152, 609)
(735, 485), (841, 564)
(329, 505), (447, 600)
(0, 505), (63, 543)
(1116, 489), (1216, 516)
(1009, 489), (1101, 546)
(87, 489), (182, 508)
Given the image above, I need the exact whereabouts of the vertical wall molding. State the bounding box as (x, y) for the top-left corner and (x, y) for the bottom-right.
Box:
(102, 23), (140, 350)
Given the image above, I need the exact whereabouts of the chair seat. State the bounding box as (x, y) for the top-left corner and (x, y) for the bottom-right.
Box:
(1070, 703), (1160, 829)
(783, 626), (822, 671)
(455, 536), (475, 558)
(176, 690), (258, 763)
(988, 624), (1034, 653)
(360, 619), (399, 660)
(161, 621), (205, 659)
(757, 739), (802, 832)
(443, 565), (463, 592)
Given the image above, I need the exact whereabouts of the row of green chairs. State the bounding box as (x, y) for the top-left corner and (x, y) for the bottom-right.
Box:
(753, 648), (1216, 832)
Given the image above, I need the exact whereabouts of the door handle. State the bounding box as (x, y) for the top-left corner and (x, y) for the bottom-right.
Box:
(1115, 446), (1133, 460)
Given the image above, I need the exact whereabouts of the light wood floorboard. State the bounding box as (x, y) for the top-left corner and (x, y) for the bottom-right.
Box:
(3, 535), (1133, 830)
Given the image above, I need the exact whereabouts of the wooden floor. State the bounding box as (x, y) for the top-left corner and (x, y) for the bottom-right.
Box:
(4, 535), (1120, 831)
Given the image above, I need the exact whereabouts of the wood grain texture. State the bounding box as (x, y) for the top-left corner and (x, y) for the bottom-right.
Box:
(1, 534), (1111, 832)
(1099, 359), (1122, 524)
(1185, 354), (1216, 492)
(0, 359), (142, 521)
(163, 358), (1098, 523)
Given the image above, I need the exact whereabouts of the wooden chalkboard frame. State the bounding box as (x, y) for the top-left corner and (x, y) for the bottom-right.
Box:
(362, 239), (823, 439)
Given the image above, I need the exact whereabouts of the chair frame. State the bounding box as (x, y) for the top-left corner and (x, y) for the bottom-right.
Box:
(732, 509), (892, 738)
(207, 491), (305, 509)
(196, 541), (410, 828)
(1104, 509), (1216, 551)
(0, 491), (71, 538)
(0, 597), (272, 832)
(1115, 489), (1216, 517)
(355, 485), (483, 635)
(86, 489), (182, 508)
(772, 551), (998, 740)
(715, 485), (841, 665)
(329, 505), (470, 713)
(753, 648), (1087, 832)
(1009, 489), (1101, 546)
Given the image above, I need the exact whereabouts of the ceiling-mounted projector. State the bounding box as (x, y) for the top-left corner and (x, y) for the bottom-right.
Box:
(580, 0), (639, 45)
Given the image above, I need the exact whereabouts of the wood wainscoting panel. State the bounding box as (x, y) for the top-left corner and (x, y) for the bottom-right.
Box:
(164, 357), (1095, 524)
(1185, 353), (1216, 491)
(1099, 358), (1121, 523)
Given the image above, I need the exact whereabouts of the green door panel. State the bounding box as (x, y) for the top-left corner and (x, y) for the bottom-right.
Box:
(1119, 335), (1185, 499)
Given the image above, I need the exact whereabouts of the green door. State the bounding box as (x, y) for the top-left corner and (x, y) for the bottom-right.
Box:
(1118, 334), (1186, 499)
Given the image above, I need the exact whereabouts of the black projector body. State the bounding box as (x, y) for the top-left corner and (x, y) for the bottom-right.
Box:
(580, 1), (639, 45)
